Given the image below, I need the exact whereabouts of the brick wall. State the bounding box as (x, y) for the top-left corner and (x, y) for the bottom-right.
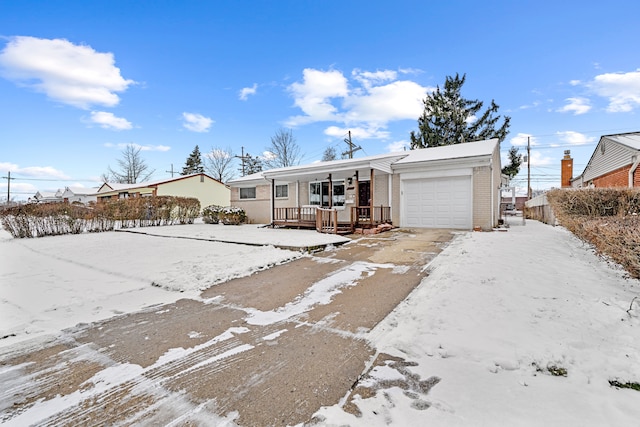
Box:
(593, 164), (632, 188)
(472, 166), (492, 230)
(230, 185), (272, 224)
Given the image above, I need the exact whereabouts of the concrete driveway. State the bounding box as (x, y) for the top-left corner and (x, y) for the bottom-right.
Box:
(0, 228), (454, 426)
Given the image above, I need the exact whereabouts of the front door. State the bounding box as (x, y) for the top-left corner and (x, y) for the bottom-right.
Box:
(358, 181), (370, 207)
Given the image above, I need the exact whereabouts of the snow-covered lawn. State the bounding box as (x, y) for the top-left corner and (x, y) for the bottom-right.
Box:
(315, 219), (640, 426)
(0, 225), (304, 348)
(2, 219), (639, 426)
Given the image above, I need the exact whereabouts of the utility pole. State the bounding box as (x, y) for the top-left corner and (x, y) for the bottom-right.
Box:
(235, 146), (250, 176)
(2, 171), (15, 203)
(341, 131), (361, 159)
(527, 136), (531, 200)
(165, 164), (176, 177)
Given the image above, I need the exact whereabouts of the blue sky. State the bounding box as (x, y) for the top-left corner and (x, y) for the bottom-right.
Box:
(1, 0), (640, 200)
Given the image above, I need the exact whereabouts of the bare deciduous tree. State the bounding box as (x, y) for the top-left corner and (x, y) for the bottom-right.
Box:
(264, 128), (302, 169)
(321, 146), (337, 162)
(204, 146), (236, 183)
(104, 144), (155, 183)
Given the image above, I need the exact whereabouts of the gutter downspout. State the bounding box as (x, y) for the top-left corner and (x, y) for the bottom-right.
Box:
(629, 155), (640, 188)
(388, 174), (393, 222)
(490, 159), (494, 229)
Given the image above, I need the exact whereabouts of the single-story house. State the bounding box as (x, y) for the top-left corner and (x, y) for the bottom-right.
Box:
(96, 173), (230, 210)
(61, 186), (98, 204)
(30, 189), (64, 203)
(228, 138), (501, 232)
(571, 132), (640, 188)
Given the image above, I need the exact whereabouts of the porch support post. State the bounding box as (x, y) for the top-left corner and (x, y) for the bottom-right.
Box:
(270, 179), (275, 226)
(370, 169), (375, 226)
(328, 173), (333, 208)
(355, 170), (359, 207)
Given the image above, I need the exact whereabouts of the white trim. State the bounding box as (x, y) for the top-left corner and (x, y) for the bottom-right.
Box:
(400, 167), (473, 181)
(629, 155), (640, 187)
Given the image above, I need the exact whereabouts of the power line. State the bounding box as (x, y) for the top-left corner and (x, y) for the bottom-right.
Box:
(5, 176), (102, 182)
(341, 131), (362, 159)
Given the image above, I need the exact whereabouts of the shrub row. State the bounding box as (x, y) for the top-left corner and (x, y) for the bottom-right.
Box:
(546, 188), (640, 279)
(202, 205), (247, 225)
(0, 196), (200, 238)
(546, 188), (640, 217)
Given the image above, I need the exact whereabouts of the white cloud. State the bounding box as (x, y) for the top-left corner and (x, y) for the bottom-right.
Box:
(509, 133), (537, 147)
(182, 112), (213, 132)
(528, 150), (554, 167)
(262, 151), (277, 161)
(286, 68), (431, 139)
(206, 148), (232, 160)
(588, 69), (640, 112)
(287, 68), (349, 125)
(386, 140), (410, 152)
(343, 80), (428, 125)
(352, 69), (397, 89)
(0, 162), (69, 179)
(0, 36), (134, 109)
(89, 111), (133, 130)
(0, 162), (19, 173)
(557, 97), (591, 115)
(239, 83), (258, 101)
(104, 142), (170, 152)
(556, 131), (594, 146)
(323, 126), (389, 140)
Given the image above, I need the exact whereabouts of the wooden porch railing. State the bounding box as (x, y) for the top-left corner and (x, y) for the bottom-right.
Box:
(273, 205), (391, 234)
(350, 205), (391, 227)
(315, 207), (338, 234)
(273, 206), (316, 225)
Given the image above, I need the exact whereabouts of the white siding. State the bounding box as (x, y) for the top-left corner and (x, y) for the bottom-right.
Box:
(583, 138), (636, 182)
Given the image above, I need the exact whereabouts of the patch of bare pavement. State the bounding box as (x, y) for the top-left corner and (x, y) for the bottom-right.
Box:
(0, 228), (454, 426)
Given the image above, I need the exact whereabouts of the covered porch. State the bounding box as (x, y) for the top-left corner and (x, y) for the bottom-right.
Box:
(264, 154), (402, 234)
(273, 205), (392, 234)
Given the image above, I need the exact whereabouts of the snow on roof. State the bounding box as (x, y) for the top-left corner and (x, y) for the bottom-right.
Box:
(227, 140), (497, 185)
(393, 138), (498, 165)
(100, 173), (221, 192)
(64, 186), (99, 195)
(606, 132), (640, 151)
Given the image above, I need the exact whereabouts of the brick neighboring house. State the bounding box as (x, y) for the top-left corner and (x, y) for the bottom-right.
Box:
(571, 132), (640, 188)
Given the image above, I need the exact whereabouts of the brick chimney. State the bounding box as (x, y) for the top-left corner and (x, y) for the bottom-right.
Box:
(561, 150), (573, 188)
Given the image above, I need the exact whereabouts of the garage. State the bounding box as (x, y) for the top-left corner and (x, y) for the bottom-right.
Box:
(402, 175), (472, 228)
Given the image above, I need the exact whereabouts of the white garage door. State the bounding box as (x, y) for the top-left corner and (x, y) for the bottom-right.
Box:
(403, 176), (472, 229)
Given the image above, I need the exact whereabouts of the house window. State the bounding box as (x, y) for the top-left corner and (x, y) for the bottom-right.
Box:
(309, 181), (345, 207)
(239, 187), (256, 199)
(275, 184), (288, 198)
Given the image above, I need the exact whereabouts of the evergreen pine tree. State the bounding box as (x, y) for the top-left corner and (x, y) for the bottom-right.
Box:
(501, 146), (523, 179)
(410, 73), (510, 149)
(182, 145), (205, 175)
(244, 153), (263, 175)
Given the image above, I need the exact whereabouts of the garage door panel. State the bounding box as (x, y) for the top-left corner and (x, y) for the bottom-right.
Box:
(403, 176), (471, 229)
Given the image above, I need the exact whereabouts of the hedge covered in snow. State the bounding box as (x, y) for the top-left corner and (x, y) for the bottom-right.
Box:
(0, 196), (200, 238)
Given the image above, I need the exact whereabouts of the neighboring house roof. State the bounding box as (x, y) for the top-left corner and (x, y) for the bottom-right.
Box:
(572, 131), (640, 185)
(98, 173), (226, 194)
(63, 186), (99, 196)
(228, 139), (499, 185)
